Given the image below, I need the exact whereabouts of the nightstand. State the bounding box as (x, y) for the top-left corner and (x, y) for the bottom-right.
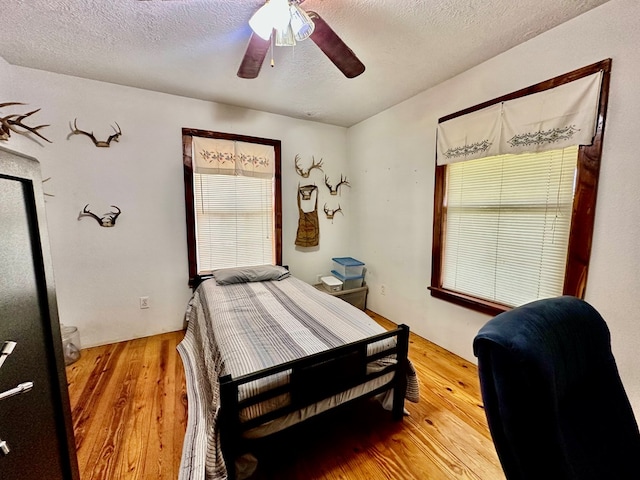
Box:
(314, 283), (368, 310)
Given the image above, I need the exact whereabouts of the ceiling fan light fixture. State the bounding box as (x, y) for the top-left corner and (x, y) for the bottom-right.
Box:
(249, 0), (289, 40)
(240, 4), (365, 79)
(275, 23), (296, 47)
(250, 0), (311, 44)
(271, 0), (292, 29)
(290, 4), (315, 41)
(249, 2), (276, 40)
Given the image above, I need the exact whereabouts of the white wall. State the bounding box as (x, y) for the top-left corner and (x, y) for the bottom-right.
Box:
(5, 65), (351, 347)
(6, 0), (640, 414)
(348, 0), (640, 414)
(0, 56), (10, 96)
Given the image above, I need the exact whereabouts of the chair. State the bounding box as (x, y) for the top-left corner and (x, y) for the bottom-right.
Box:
(473, 296), (640, 480)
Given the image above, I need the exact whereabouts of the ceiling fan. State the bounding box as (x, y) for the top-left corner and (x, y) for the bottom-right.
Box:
(237, 0), (365, 79)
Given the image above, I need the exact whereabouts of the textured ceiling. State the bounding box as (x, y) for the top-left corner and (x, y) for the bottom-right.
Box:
(0, 0), (610, 127)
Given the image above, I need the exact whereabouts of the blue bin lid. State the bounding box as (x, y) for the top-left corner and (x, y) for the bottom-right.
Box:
(331, 270), (364, 281)
(332, 257), (365, 267)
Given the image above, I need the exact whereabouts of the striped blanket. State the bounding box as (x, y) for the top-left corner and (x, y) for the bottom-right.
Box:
(177, 276), (419, 480)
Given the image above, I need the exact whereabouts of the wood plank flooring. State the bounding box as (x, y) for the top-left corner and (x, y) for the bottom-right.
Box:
(66, 311), (504, 479)
(66, 331), (187, 480)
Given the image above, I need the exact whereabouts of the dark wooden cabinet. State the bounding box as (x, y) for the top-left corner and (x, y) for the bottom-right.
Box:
(0, 146), (79, 480)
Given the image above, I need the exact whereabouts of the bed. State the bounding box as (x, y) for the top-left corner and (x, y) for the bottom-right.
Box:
(177, 265), (419, 480)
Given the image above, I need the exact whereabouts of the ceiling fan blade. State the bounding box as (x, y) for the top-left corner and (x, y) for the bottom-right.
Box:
(237, 33), (271, 79)
(307, 11), (365, 79)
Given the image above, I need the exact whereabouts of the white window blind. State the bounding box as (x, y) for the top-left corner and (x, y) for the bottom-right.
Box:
(194, 173), (274, 272)
(442, 146), (578, 307)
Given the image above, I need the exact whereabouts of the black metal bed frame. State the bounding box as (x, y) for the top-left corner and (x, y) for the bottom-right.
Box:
(218, 324), (410, 478)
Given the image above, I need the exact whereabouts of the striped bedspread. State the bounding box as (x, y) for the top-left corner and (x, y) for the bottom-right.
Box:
(177, 276), (419, 480)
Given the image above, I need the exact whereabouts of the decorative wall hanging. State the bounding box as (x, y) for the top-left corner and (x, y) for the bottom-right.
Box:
(69, 119), (122, 147)
(78, 204), (122, 227)
(0, 102), (52, 143)
(298, 184), (317, 201)
(295, 184), (319, 247)
(324, 174), (351, 195)
(324, 203), (343, 223)
(294, 155), (324, 178)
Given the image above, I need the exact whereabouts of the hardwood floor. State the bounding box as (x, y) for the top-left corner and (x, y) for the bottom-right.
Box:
(66, 331), (187, 479)
(66, 311), (504, 479)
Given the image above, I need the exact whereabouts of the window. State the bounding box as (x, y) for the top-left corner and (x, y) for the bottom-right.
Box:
(430, 60), (611, 315)
(443, 147), (577, 307)
(182, 129), (282, 287)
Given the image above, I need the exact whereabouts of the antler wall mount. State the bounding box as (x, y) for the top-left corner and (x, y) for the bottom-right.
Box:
(43, 177), (54, 199)
(324, 203), (343, 222)
(78, 204), (122, 227)
(69, 119), (122, 147)
(325, 174), (351, 196)
(295, 155), (324, 178)
(0, 102), (52, 143)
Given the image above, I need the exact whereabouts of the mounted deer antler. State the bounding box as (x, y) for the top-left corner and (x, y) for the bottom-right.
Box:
(324, 174), (351, 195)
(0, 102), (52, 143)
(294, 155), (324, 178)
(69, 119), (122, 147)
(324, 203), (343, 222)
(78, 204), (122, 227)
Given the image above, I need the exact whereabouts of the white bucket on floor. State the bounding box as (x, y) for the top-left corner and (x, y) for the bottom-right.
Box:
(61, 325), (81, 365)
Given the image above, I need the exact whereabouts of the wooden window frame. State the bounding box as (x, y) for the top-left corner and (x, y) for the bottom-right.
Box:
(182, 128), (282, 288)
(429, 59), (612, 316)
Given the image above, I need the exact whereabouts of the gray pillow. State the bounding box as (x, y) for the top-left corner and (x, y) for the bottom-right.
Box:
(212, 265), (290, 285)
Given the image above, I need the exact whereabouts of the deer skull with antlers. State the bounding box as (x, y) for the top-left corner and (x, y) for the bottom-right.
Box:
(294, 155), (324, 178)
(0, 102), (52, 143)
(325, 174), (351, 196)
(78, 204), (122, 227)
(69, 119), (122, 147)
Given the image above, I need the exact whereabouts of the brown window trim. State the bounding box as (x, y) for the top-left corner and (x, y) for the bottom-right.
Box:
(182, 128), (282, 288)
(429, 59), (612, 316)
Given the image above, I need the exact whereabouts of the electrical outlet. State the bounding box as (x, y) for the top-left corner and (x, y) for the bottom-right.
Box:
(140, 296), (150, 309)
(380, 284), (386, 296)
(316, 274), (323, 284)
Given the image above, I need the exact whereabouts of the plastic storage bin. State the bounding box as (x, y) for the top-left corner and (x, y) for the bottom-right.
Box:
(332, 257), (365, 278)
(331, 270), (364, 290)
(321, 275), (343, 292)
(61, 325), (81, 366)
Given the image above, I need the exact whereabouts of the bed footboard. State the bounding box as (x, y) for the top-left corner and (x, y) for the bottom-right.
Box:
(219, 323), (410, 477)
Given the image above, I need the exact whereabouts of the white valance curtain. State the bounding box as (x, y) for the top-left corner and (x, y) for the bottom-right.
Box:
(437, 71), (603, 165)
(193, 136), (275, 178)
